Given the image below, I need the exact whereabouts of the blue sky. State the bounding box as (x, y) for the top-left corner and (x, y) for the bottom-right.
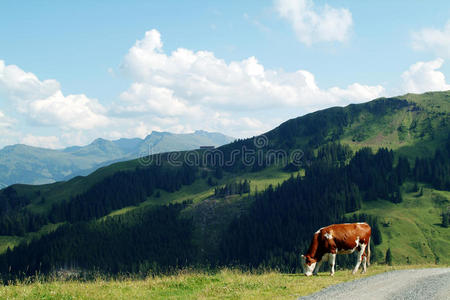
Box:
(1, 0), (450, 148)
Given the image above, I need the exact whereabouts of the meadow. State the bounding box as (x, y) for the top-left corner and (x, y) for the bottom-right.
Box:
(0, 265), (442, 300)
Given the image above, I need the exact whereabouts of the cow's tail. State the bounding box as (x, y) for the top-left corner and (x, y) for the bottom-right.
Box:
(367, 237), (371, 267)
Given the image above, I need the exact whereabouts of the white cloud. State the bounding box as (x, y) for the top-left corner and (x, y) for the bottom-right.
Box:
(0, 110), (14, 129)
(116, 29), (384, 138)
(117, 83), (201, 117)
(0, 60), (59, 106)
(20, 134), (63, 149)
(29, 91), (109, 130)
(401, 58), (450, 93)
(121, 29), (382, 112)
(0, 60), (109, 130)
(0, 110), (19, 146)
(412, 21), (450, 58)
(275, 0), (353, 45)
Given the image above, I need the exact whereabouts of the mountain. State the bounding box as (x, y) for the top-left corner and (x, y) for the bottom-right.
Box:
(0, 130), (234, 187)
(262, 91), (449, 157)
(0, 91), (448, 278)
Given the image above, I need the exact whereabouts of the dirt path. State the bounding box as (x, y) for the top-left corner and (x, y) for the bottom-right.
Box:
(299, 268), (450, 300)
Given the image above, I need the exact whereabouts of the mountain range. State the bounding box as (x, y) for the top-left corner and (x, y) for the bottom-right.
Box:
(0, 130), (234, 187)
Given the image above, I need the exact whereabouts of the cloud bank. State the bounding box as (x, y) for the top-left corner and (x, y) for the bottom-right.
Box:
(118, 29), (383, 137)
(0, 60), (109, 131)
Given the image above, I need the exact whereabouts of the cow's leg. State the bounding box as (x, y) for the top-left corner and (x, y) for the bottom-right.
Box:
(352, 244), (366, 274)
(313, 254), (327, 275)
(329, 253), (336, 276)
(361, 255), (367, 274)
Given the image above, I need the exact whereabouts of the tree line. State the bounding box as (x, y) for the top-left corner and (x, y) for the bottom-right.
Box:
(0, 163), (198, 235)
(413, 139), (450, 190)
(0, 202), (194, 281)
(214, 180), (251, 198)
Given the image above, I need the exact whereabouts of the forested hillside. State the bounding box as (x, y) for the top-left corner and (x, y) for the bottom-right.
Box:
(0, 91), (449, 280)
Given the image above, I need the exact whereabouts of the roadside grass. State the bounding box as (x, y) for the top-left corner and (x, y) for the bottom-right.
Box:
(0, 265), (445, 300)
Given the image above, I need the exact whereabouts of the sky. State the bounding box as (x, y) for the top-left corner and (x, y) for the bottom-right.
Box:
(1, 0), (450, 149)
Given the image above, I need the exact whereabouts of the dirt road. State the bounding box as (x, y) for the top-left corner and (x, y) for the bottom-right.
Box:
(300, 268), (450, 300)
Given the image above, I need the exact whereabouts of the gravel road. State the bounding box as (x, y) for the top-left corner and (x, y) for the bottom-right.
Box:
(299, 268), (450, 300)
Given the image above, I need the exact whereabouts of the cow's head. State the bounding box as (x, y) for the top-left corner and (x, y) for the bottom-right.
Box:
(301, 254), (317, 276)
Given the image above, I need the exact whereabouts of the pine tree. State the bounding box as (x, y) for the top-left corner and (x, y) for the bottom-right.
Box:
(214, 167), (223, 179)
(412, 182), (418, 192)
(442, 212), (449, 228)
(418, 187), (423, 197)
(385, 248), (393, 266)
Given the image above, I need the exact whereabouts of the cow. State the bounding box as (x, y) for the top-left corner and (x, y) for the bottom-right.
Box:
(300, 222), (371, 276)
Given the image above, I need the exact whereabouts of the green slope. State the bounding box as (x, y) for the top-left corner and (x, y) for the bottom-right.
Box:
(352, 184), (450, 264)
(265, 91), (449, 159)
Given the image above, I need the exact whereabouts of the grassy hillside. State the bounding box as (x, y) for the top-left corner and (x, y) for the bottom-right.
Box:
(352, 184), (450, 265)
(265, 91), (449, 159)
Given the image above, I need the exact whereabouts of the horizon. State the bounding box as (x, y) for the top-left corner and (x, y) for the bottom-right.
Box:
(0, 128), (236, 150)
(1, 1), (450, 149)
(0, 90), (429, 150)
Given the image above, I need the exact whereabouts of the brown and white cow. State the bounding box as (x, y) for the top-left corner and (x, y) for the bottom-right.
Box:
(301, 222), (371, 276)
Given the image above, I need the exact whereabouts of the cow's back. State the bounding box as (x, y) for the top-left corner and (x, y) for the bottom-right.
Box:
(320, 223), (371, 245)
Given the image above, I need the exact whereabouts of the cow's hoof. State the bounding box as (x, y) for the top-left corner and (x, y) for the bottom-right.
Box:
(330, 273), (335, 276)
(352, 270), (357, 275)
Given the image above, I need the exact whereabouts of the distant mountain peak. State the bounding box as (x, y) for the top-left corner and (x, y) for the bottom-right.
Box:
(0, 130), (234, 186)
(194, 129), (207, 134)
(91, 138), (109, 145)
(144, 131), (172, 139)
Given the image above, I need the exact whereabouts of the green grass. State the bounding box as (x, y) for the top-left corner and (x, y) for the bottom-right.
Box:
(338, 92), (449, 159)
(0, 265), (444, 300)
(350, 183), (450, 265)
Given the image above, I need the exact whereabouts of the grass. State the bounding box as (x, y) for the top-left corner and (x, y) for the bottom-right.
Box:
(0, 265), (444, 300)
